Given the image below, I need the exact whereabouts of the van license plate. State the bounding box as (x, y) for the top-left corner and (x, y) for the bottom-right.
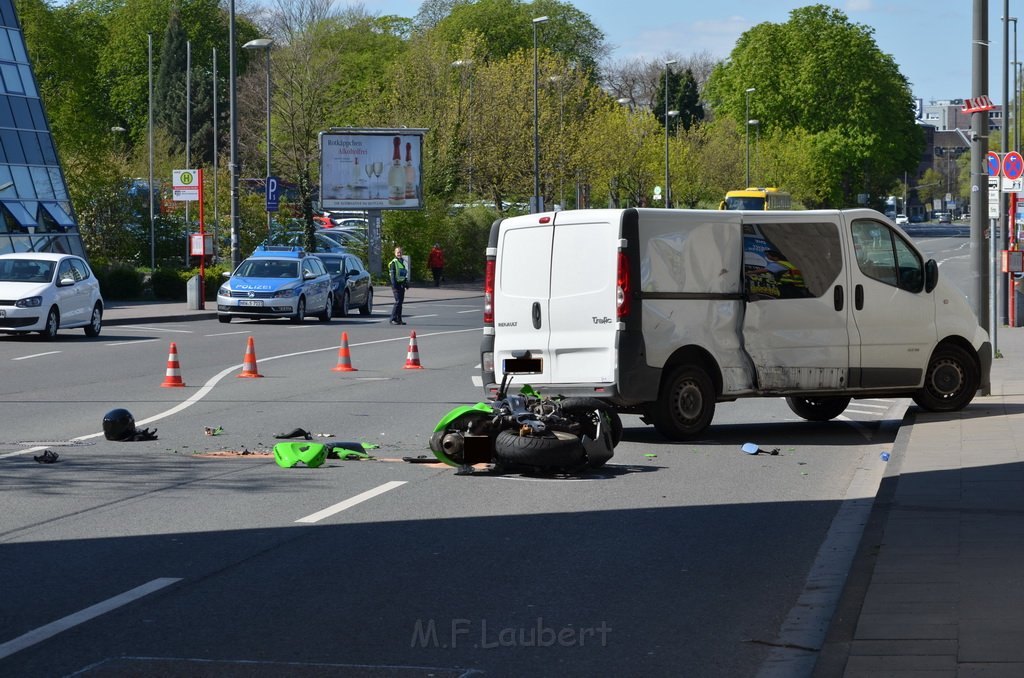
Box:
(0, 309), (5, 317)
(503, 357), (542, 374)
(239, 300), (263, 307)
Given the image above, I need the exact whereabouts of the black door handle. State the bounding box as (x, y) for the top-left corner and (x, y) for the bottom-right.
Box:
(532, 301), (542, 329)
(833, 285), (843, 311)
(855, 284), (864, 310)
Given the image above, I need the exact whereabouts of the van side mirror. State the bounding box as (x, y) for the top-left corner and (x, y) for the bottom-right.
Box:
(924, 259), (938, 293)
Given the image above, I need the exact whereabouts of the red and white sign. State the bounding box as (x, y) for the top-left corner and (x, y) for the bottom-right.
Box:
(1004, 151), (1024, 181)
(962, 95), (996, 113)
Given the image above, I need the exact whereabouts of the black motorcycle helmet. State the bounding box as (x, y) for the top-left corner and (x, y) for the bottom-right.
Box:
(102, 408), (136, 441)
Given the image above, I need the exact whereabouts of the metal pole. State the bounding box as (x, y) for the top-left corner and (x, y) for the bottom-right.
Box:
(212, 47), (218, 262)
(532, 16), (548, 214)
(264, 46), (272, 240)
(1001, 4), (1010, 327)
(744, 88), (755, 188)
(148, 32), (155, 269)
(229, 0), (241, 270)
(185, 40), (191, 265)
(971, 0), (990, 368)
(664, 60), (676, 208)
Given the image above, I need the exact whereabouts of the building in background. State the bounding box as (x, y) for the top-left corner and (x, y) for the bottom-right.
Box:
(920, 98), (1002, 133)
(0, 0), (83, 258)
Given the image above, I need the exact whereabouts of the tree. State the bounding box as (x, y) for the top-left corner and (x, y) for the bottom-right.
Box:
(431, 0), (607, 77)
(704, 4), (922, 208)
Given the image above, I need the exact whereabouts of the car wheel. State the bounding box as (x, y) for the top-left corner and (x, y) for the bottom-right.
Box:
(649, 364), (716, 441)
(39, 307), (59, 338)
(318, 294), (333, 322)
(493, 429), (586, 468)
(218, 314), (232, 324)
(291, 297), (306, 324)
(359, 287), (373, 316)
(338, 290), (350, 317)
(785, 396), (851, 421)
(913, 344), (980, 412)
(83, 303), (102, 337)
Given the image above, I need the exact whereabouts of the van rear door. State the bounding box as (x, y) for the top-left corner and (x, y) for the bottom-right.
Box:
(491, 211), (620, 388)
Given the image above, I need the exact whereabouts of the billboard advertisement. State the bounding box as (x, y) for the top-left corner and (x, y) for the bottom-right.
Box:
(319, 129), (427, 211)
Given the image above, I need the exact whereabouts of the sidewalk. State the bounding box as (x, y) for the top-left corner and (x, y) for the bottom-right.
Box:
(815, 325), (1024, 677)
(102, 282), (482, 326)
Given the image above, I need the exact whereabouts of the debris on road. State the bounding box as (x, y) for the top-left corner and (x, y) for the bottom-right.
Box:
(33, 450), (59, 463)
(204, 426), (224, 436)
(273, 442), (326, 468)
(274, 427), (312, 440)
(741, 443), (779, 456)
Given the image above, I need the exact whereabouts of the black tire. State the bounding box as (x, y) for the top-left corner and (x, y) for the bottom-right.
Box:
(39, 307), (58, 338)
(84, 304), (102, 337)
(650, 364), (715, 441)
(359, 287), (373, 316)
(785, 396), (851, 421)
(218, 314), (232, 324)
(290, 297), (306, 324)
(318, 294), (333, 322)
(337, 290), (350, 317)
(913, 344), (980, 412)
(557, 397), (624, 447)
(494, 429), (585, 468)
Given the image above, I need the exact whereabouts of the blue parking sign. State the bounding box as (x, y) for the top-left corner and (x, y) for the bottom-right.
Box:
(266, 176), (280, 212)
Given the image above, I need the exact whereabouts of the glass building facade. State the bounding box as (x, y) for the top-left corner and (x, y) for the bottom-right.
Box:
(0, 0), (83, 258)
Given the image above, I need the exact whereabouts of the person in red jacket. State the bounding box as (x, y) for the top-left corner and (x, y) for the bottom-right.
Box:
(427, 243), (445, 287)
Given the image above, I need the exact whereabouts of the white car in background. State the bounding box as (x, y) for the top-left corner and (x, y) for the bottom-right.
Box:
(0, 253), (104, 338)
(894, 214), (909, 225)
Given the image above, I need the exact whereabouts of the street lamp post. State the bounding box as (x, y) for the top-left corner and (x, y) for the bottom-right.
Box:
(744, 87), (755, 188)
(147, 32), (155, 269)
(243, 38), (274, 240)
(532, 15), (549, 214)
(664, 60), (677, 208)
(229, 0), (241, 269)
(748, 119), (760, 185)
(665, 110), (678, 207)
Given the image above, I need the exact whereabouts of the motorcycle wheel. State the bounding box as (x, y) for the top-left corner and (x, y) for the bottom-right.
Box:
(556, 397), (624, 447)
(494, 429), (585, 468)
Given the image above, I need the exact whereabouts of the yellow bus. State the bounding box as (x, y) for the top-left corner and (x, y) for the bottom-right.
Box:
(719, 187), (792, 210)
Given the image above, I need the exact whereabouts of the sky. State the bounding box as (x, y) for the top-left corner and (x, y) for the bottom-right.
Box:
(358, 0), (1014, 106)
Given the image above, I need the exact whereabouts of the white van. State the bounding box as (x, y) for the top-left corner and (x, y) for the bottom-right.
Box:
(480, 208), (991, 440)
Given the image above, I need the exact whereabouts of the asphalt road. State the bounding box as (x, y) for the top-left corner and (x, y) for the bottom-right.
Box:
(0, 293), (906, 677)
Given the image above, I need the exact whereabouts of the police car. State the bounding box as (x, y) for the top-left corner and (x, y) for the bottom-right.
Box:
(217, 246), (333, 323)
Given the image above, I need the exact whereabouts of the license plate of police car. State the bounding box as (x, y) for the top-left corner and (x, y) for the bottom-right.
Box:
(239, 300), (263, 307)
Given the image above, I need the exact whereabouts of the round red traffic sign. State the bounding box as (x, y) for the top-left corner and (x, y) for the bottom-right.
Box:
(988, 151), (1002, 177)
(1004, 151), (1024, 181)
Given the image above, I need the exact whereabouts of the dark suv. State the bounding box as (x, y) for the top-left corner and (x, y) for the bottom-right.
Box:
(314, 251), (373, 317)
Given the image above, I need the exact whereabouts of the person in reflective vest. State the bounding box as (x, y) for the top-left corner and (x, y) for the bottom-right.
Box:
(389, 246), (409, 325)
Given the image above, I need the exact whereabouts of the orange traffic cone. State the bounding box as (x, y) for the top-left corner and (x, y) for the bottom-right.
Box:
(237, 336), (264, 378)
(403, 331), (424, 369)
(160, 341), (186, 387)
(331, 332), (358, 372)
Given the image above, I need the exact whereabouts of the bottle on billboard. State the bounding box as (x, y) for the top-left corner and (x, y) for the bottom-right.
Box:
(405, 142), (416, 200)
(388, 136), (405, 205)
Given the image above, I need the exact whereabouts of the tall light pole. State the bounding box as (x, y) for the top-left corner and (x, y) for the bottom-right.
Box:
(212, 47), (219, 262)
(147, 31), (155, 269)
(532, 15), (548, 213)
(748, 119), (760, 185)
(243, 38), (274, 240)
(229, 0), (241, 270)
(664, 60), (677, 208)
(549, 74), (564, 208)
(665, 110), (678, 207)
(744, 87), (755, 188)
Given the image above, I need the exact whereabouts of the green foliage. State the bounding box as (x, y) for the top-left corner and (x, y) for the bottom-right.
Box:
(704, 3), (923, 207)
(381, 200), (492, 281)
(151, 263), (228, 300)
(94, 262), (144, 300)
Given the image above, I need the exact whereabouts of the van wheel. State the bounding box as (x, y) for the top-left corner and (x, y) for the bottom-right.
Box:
(650, 364), (715, 440)
(785, 396), (850, 421)
(557, 397), (624, 447)
(913, 344), (979, 412)
(494, 430), (585, 468)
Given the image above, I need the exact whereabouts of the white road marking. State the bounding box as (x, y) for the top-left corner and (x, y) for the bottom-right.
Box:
(105, 338), (162, 347)
(205, 330), (251, 337)
(471, 374), (483, 387)
(457, 309), (480, 314)
(115, 326), (194, 333)
(0, 577), (182, 660)
(295, 481), (406, 524)
(12, 351), (60, 361)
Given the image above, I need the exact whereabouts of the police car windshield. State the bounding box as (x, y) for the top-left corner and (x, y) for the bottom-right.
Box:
(235, 259), (300, 279)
